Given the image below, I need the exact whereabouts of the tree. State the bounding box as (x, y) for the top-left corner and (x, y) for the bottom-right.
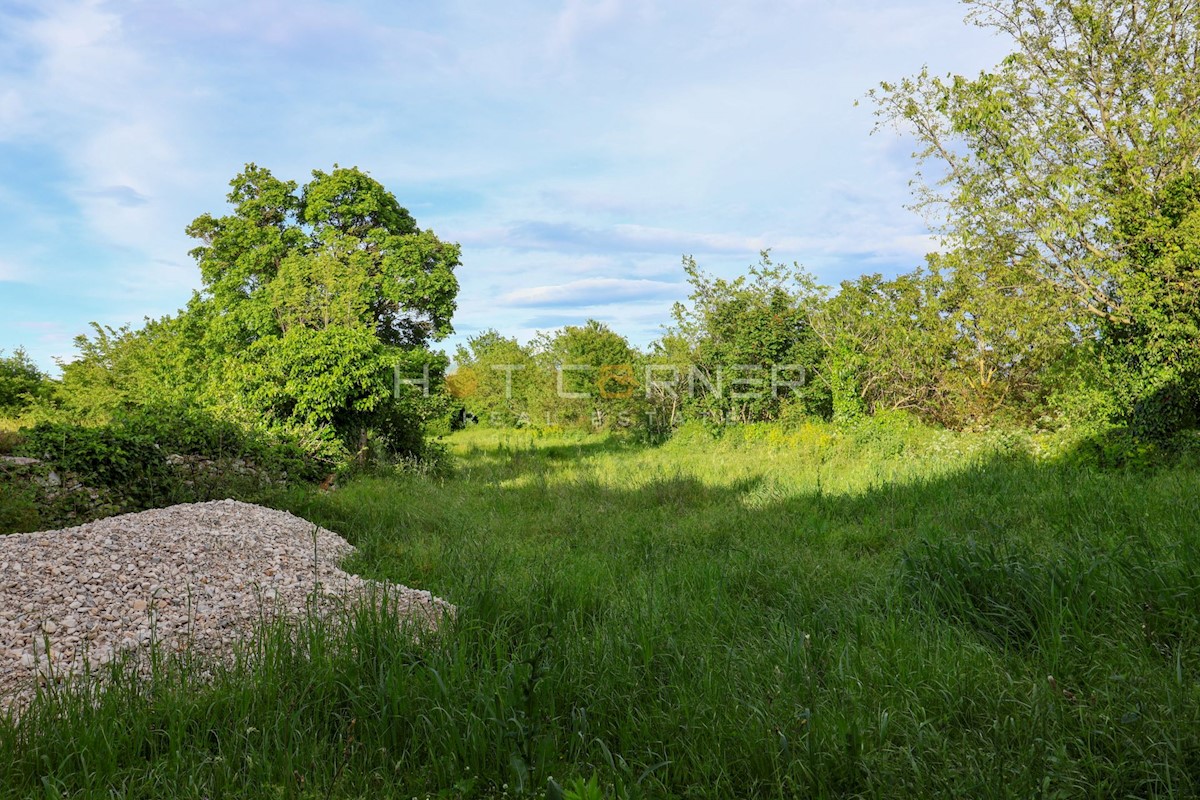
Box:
(0, 348), (50, 417)
(1102, 170), (1200, 436)
(531, 320), (646, 430)
(817, 269), (954, 422)
(871, 0), (1200, 326)
(180, 164), (461, 458)
(817, 253), (1076, 428)
(449, 330), (538, 424)
(186, 164), (459, 351)
(664, 252), (829, 423)
(873, 0), (1200, 432)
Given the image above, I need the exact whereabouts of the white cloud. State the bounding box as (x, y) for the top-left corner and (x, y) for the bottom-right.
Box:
(549, 0), (627, 58)
(1, 0), (1018, 366)
(0, 259), (25, 282)
(500, 277), (683, 306)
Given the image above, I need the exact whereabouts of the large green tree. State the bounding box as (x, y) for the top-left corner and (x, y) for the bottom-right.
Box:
(186, 164), (459, 350)
(872, 0), (1200, 323)
(182, 164), (460, 457)
(51, 165), (460, 463)
(873, 0), (1200, 429)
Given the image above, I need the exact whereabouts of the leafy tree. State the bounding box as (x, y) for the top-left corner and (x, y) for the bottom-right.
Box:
(871, 0), (1200, 325)
(45, 316), (207, 425)
(449, 330), (538, 424)
(180, 164), (461, 459)
(186, 163), (459, 350)
(934, 246), (1081, 425)
(1103, 170), (1200, 436)
(872, 0), (1200, 431)
(817, 269), (953, 422)
(0, 348), (51, 417)
(664, 252), (828, 423)
(817, 253), (1076, 428)
(531, 320), (646, 430)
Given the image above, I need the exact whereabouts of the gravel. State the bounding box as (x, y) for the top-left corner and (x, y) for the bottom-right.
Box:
(0, 499), (453, 714)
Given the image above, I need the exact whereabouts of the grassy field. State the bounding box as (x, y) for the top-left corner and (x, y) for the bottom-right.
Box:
(3, 421), (1199, 798)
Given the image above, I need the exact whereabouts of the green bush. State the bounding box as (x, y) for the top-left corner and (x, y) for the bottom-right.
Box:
(112, 405), (325, 483)
(18, 422), (173, 507)
(0, 473), (41, 533)
(13, 406), (327, 517)
(0, 428), (22, 455)
(0, 348), (51, 417)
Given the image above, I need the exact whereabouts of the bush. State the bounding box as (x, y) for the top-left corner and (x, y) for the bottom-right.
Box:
(0, 428), (22, 455)
(12, 405), (327, 519)
(112, 405), (325, 483)
(0, 473), (41, 533)
(0, 348), (51, 417)
(17, 422), (173, 507)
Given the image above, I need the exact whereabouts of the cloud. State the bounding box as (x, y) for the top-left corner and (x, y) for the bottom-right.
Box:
(549, 0), (626, 58)
(77, 184), (150, 207)
(500, 277), (684, 307)
(0, 259), (25, 282)
(460, 221), (771, 256)
(1, 0), (1015, 371)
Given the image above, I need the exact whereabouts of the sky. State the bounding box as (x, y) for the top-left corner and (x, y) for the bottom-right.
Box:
(0, 0), (1011, 373)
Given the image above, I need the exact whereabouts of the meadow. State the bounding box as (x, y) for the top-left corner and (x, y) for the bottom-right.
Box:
(2, 420), (1199, 798)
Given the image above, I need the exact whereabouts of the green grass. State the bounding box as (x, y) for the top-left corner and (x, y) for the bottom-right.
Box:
(2, 422), (1199, 798)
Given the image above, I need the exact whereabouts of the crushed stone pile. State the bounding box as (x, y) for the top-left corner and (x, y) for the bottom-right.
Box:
(0, 499), (453, 713)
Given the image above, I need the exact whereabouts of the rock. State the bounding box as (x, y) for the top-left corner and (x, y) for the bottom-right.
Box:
(0, 456), (41, 467)
(0, 500), (454, 716)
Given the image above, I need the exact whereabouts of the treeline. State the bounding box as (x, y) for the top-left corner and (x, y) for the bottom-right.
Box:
(454, 0), (1200, 449)
(449, 249), (1122, 442)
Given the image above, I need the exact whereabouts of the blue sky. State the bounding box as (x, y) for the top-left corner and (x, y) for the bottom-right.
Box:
(0, 0), (1008, 372)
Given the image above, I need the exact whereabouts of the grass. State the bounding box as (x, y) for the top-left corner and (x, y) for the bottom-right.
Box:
(2, 421), (1199, 798)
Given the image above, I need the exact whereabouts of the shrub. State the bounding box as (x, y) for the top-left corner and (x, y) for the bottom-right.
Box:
(17, 422), (173, 507)
(12, 405), (327, 519)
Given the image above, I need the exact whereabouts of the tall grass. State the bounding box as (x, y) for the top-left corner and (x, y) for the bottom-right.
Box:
(2, 422), (1198, 798)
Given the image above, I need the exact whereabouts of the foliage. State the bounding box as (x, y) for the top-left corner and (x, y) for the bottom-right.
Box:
(1102, 171), (1200, 438)
(449, 329), (539, 424)
(870, 0), (1200, 325)
(450, 322), (653, 436)
(179, 164), (460, 463)
(18, 422), (174, 507)
(13, 164), (461, 472)
(7, 405), (318, 526)
(872, 0), (1200, 434)
(529, 319), (648, 432)
(0, 348), (52, 417)
(186, 163), (459, 352)
(662, 252), (829, 424)
(44, 317), (207, 425)
(817, 252), (1078, 428)
(0, 471), (41, 533)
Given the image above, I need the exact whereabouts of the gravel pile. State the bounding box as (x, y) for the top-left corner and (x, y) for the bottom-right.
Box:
(0, 499), (453, 713)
